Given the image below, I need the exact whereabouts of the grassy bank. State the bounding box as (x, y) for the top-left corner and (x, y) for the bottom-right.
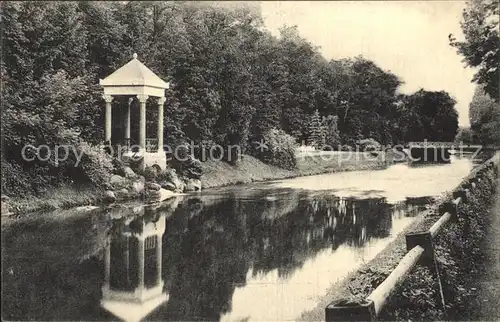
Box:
(379, 160), (498, 320)
(470, 177), (500, 320)
(3, 150), (392, 217)
(299, 156), (499, 321)
(2, 184), (104, 217)
(201, 151), (389, 189)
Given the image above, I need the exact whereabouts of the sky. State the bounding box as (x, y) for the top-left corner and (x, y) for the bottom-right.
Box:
(260, 1), (477, 127)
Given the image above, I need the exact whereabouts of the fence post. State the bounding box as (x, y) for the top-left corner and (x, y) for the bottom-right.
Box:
(438, 201), (458, 221)
(325, 299), (376, 321)
(490, 161), (499, 176)
(453, 188), (468, 203)
(405, 231), (447, 315)
(469, 177), (479, 189)
(461, 181), (472, 202)
(462, 181), (472, 191)
(406, 231), (434, 265)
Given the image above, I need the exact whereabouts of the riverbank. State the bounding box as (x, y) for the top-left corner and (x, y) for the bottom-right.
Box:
(299, 154), (499, 321)
(1, 150), (393, 218)
(469, 177), (500, 320)
(1, 184), (104, 217)
(379, 161), (499, 321)
(1, 182), (182, 219)
(201, 151), (390, 189)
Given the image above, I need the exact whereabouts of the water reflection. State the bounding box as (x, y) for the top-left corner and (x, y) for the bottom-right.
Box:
(101, 207), (168, 322)
(3, 159), (472, 322)
(99, 192), (430, 321)
(272, 155), (473, 202)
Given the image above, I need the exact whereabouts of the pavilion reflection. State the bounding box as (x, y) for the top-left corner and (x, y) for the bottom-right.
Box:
(100, 205), (170, 322)
(98, 192), (432, 321)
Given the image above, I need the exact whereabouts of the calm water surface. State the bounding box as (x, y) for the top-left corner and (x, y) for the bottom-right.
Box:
(2, 156), (477, 321)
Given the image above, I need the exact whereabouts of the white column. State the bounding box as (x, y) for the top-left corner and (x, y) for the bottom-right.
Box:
(124, 236), (130, 284)
(137, 236), (145, 290)
(125, 97), (132, 140)
(157, 97), (166, 152)
(137, 95), (148, 151)
(103, 236), (111, 291)
(156, 234), (162, 285)
(103, 95), (113, 143)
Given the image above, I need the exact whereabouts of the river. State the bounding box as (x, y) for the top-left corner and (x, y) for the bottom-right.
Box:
(1, 155), (479, 321)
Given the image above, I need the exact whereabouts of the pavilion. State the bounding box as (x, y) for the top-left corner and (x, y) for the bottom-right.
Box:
(100, 54), (169, 170)
(100, 211), (168, 322)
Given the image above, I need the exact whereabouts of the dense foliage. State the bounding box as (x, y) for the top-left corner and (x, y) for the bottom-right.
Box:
(454, 127), (474, 144)
(450, 0), (499, 101)
(468, 86), (500, 145)
(255, 128), (297, 170)
(396, 90), (459, 142)
(1, 1), (461, 196)
(307, 110), (324, 148)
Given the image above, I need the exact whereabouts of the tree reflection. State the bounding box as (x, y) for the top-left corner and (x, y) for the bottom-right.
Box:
(148, 191), (429, 321)
(1, 191), (430, 321)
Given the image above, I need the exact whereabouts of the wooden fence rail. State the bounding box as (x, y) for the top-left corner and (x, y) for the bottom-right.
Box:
(366, 245), (425, 316)
(325, 156), (499, 321)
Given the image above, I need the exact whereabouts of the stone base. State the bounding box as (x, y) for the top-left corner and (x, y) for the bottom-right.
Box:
(144, 152), (167, 170)
(101, 285), (168, 322)
(122, 151), (167, 171)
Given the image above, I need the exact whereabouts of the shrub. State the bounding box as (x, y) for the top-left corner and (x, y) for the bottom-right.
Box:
(184, 158), (202, 179)
(169, 144), (203, 179)
(322, 115), (341, 148)
(2, 142), (114, 197)
(70, 142), (113, 186)
(144, 165), (160, 182)
(157, 167), (178, 183)
(255, 128), (297, 170)
(111, 158), (127, 176)
(356, 138), (382, 151)
(2, 157), (61, 197)
(2, 160), (34, 197)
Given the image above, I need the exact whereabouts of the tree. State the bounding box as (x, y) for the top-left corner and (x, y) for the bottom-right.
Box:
(322, 115), (341, 148)
(399, 90), (459, 142)
(468, 86), (500, 145)
(276, 26), (324, 141)
(332, 57), (403, 144)
(396, 94), (424, 143)
(2, 2), (99, 158)
(77, 1), (127, 79)
(450, 0), (499, 101)
(307, 110), (325, 148)
(454, 127), (474, 144)
(2, 0), (470, 197)
(1, 2), (107, 194)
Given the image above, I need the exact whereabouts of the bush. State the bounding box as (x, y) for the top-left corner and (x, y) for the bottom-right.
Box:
(184, 158), (202, 179)
(356, 138), (382, 151)
(144, 165), (160, 182)
(111, 158), (127, 176)
(255, 128), (297, 170)
(340, 145), (354, 151)
(322, 115), (341, 148)
(169, 144), (203, 179)
(2, 142), (113, 197)
(2, 160), (35, 197)
(70, 142), (113, 186)
(157, 167), (177, 183)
